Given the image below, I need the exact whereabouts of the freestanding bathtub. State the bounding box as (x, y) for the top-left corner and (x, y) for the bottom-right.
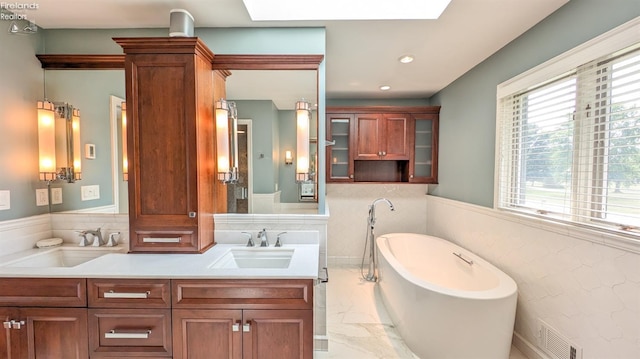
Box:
(376, 233), (517, 359)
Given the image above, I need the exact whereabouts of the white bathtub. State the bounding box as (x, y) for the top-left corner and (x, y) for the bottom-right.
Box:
(376, 233), (517, 359)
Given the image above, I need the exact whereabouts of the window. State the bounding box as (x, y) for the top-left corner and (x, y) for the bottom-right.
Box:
(497, 41), (640, 237)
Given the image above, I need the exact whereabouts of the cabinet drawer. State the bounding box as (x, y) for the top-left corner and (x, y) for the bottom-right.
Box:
(88, 279), (171, 308)
(88, 308), (172, 357)
(172, 279), (313, 310)
(131, 230), (200, 253)
(0, 278), (86, 307)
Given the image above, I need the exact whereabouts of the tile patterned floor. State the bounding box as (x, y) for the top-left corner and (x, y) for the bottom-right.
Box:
(315, 266), (528, 359)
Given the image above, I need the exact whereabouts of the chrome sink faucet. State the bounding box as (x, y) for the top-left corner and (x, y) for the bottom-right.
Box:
(83, 227), (107, 247)
(242, 232), (255, 247)
(275, 232), (286, 247)
(258, 228), (269, 247)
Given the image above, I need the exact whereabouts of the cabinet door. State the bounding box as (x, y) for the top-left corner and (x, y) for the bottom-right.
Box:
(243, 310), (313, 359)
(0, 308), (24, 359)
(326, 114), (354, 181)
(172, 309), (242, 359)
(0, 308), (88, 359)
(354, 113), (383, 159)
(382, 114), (410, 160)
(409, 113), (439, 183)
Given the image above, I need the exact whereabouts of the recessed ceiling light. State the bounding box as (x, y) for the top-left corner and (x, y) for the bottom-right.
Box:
(399, 55), (414, 64)
(379, 85), (391, 91)
(243, 0), (451, 21)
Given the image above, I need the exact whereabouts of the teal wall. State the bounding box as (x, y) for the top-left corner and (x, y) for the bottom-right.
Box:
(0, 26), (326, 221)
(234, 100), (279, 194)
(0, 16), (44, 221)
(429, 0), (640, 208)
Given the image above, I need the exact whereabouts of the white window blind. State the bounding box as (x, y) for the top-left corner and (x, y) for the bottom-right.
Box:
(497, 43), (640, 236)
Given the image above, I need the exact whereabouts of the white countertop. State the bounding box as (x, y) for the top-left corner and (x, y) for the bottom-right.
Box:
(0, 234), (320, 279)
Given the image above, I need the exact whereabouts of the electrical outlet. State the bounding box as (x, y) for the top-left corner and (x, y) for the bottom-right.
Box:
(0, 190), (10, 210)
(36, 188), (49, 206)
(51, 187), (63, 204)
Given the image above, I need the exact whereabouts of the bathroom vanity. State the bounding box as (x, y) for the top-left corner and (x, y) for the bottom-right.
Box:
(0, 239), (319, 359)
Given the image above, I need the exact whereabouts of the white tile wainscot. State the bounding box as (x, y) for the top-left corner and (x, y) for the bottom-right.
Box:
(0, 214), (53, 256)
(214, 211), (330, 351)
(425, 195), (640, 359)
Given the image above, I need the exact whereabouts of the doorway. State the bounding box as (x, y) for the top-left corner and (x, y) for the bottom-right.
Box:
(226, 120), (252, 213)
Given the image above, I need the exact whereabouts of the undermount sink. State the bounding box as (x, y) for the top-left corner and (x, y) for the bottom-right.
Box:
(1, 246), (124, 268)
(208, 247), (295, 269)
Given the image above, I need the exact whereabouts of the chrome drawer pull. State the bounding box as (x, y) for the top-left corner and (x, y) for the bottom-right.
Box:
(142, 237), (181, 243)
(242, 323), (251, 332)
(11, 320), (25, 329)
(3, 321), (11, 329)
(105, 330), (151, 339)
(232, 323), (240, 332)
(104, 290), (151, 299)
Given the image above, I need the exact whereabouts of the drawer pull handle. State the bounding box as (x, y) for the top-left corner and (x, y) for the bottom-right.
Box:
(104, 290), (151, 299)
(232, 323), (240, 332)
(142, 237), (181, 243)
(105, 330), (151, 339)
(243, 323), (251, 332)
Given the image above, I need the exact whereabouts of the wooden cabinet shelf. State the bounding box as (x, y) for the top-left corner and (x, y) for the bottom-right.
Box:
(326, 106), (440, 183)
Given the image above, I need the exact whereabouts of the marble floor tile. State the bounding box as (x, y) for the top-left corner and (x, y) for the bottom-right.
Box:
(315, 266), (528, 359)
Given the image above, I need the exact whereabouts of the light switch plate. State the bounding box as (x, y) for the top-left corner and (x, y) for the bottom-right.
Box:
(36, 188), (49, 206)
(81, 185), (100, 201)
(0, 190), (10, 210)
(51, 187), (63, 204)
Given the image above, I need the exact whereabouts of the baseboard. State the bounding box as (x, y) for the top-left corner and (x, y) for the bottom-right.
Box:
(314, 335), (329, 351)
(513, 331), (549, 359)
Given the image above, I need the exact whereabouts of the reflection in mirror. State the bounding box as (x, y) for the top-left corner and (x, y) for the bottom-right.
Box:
(225, 70), (318, 214)
(44, 69), (317, 215)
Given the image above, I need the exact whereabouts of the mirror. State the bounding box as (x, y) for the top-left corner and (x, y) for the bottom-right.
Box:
(46, 66), (318, 214)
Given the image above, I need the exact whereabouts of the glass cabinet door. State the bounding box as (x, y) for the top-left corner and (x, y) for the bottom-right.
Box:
(410, 114), (438, 183)
(326, 114), (354, 182)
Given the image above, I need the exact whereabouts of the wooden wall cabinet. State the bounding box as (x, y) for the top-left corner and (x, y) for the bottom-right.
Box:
(354, 113), (410, 160)
(115, 37), (226, 254)
(326, 106), (440, 183)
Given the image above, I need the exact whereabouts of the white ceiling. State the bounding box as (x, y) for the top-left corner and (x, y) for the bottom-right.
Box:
(25, 0), (569, 108)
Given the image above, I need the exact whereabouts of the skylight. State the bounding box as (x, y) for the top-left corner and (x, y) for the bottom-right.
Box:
(242, 0), (452, 21)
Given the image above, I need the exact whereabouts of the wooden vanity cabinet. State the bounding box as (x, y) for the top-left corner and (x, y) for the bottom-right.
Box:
(115, 37), (226, 254)
(0, 278), (88, 359)
(172, 279), (314, 359)
(87, 279), (172, 358)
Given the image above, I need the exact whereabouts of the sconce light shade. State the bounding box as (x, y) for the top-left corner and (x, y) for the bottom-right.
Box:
(71, 108), (82, 181)
(121, 101), (128, 181)
(37, 100), (57, 181)
(285, 150), (293, 165)
(216, 99), (231, 175)
(296, 100), (311, 182)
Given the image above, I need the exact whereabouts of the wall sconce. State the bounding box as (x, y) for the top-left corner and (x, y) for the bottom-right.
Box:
(37, 100), (56, 181)
(37, 101), (82, 183)
(295, 99), (311, 182)
(216, 99), (239, 183)
(121, 101), (128, 181)
(285, 150), (293, 165)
